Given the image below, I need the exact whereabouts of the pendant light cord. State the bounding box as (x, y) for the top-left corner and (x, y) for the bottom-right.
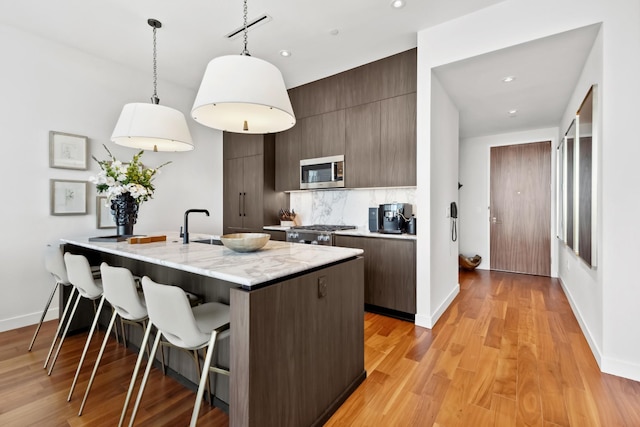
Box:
(150, 20), (160, 104)
(241, 0), (250, 56)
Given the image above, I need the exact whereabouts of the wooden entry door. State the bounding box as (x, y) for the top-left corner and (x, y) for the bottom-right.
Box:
(490, 141), (551, 276)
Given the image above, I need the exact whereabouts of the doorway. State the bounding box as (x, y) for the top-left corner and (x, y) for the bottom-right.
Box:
(490, 141), (551, 276)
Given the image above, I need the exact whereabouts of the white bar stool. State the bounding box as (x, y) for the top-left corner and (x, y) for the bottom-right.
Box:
(71, 262), (152, 416)
(32, 245), (73, 353)
(122, 276), (230, 427)
(46, 253), (104, 376)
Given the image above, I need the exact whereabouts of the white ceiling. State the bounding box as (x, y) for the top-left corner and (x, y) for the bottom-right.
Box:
(433, 23), (601, 138)
(1, 0), (599, 138)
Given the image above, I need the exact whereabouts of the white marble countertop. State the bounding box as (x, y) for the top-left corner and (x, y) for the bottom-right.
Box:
(263, 225), (416, 240)
(263, 225), (290, 231)
(333, 229), (417, 240)
(61, 232), (363, 290)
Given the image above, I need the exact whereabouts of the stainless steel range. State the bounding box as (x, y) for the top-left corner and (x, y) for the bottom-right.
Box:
(286, 224), (356, 246)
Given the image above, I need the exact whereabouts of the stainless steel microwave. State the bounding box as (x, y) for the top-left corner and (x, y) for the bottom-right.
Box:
(300, 155), (345, 189)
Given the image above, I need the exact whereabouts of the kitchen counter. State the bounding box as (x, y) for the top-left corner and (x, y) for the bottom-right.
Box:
(264, 225), (417, 240)
(61, 231), (365, 427)
(61, 232), (362, 290)
(333, 228), (417, 240)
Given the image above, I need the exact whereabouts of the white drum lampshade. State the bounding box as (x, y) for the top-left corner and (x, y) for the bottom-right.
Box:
(191, 55), (296, 134)
(111, 103), (194, 152)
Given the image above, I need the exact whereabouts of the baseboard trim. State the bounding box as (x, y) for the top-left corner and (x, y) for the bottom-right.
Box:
(415, 283), (460, 329)
(0, 307), (58, 333)
(557, 277), (603, 367)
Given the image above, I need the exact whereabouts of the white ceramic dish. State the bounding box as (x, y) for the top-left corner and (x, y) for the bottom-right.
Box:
(220, 233), (271, 252)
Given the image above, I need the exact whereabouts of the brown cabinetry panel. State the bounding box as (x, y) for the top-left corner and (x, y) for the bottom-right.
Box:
(223, 134), (281, 234)
(339, 49), (417, 110)
(223, 157), (245, 231)
(334, 235), (416, 314)
(380, 93), (417, 186)
(223, 132), (263, 159)
(345, 102), (381, 188)
(275, 121), (302, 192)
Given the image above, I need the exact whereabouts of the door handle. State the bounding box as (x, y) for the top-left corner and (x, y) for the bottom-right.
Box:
(239, 192), (242, 217)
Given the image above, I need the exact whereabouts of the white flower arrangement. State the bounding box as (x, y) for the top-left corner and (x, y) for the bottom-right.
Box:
(89, 145), (170, 204)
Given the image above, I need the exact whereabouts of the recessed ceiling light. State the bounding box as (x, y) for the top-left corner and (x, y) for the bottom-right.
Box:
(508, 109), (518, 117)
(391, 0), (406, 9)
(502, 76), (516, 83)
(279, 50), (291, 57)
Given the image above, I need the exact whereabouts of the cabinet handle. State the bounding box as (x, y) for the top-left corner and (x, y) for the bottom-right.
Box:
(243, 192), (247, 217)
(239, 192), (242, 217)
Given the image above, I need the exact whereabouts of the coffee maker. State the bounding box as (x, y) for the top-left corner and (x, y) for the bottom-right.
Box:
(378, 203), (412, 234)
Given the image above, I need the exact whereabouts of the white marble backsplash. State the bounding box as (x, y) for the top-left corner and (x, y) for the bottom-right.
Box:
(289, 187), (416, 229)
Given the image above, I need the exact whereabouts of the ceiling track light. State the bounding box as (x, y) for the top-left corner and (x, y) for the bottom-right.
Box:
(191, 0), (296, 134)
(111, 18), (194, 152)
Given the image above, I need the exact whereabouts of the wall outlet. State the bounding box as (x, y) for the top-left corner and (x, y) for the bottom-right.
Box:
(318, 276), (327, 298)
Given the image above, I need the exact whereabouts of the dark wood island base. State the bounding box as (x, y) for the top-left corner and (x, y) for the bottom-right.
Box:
(61, 240), (365, 427)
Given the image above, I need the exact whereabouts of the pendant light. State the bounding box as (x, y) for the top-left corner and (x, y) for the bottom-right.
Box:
(191, 0), (296, 134)
(111, 19), (194, 152)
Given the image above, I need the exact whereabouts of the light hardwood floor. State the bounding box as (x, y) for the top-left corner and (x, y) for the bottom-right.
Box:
(2, 269), (639, 426)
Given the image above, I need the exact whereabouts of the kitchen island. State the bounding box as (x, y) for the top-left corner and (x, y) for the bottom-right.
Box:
(61, 233), (365, 427)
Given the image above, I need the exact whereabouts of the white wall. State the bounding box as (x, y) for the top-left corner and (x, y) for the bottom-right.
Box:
(417, 0), (640, 381)
(0, 24), (223, 332)
(459, 127), (559, 276)
(428, 75), (460, 325)
(557, 26), (604, 369)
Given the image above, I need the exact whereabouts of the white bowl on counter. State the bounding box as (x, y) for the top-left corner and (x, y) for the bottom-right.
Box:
(220, 233), (271, 252)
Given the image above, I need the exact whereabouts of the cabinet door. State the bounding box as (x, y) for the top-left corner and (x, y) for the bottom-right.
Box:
(334, 235), (416, 314)
(275, 124), (301, 192)
(380, 93), (416, 187)
(321, 110), (346, 157)
(241, 154), (264, 231)
(223, 132), (263, 159)
(223, 157), (245, 232)
(345, 102), (380, 188)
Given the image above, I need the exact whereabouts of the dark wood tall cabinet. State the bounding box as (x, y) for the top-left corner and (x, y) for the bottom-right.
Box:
(275, 48), (417, 191)
(223, 132), (284, 234)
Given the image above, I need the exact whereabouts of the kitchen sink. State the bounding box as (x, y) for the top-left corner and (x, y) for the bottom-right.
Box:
(192, 238), (223, 246)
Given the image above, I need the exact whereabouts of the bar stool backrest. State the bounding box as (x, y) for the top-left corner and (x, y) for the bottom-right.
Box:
(141, 276), (209, 349)
(100, 263), (147, 321)
(64, 253), (103, 299)
(45, 245), (69, 284)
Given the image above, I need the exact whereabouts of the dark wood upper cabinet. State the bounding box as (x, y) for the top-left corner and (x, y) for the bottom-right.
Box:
(345, 102), (381, 188)
(275, 120), (302, 192)
(380, 93), (417, 187)
(339, 49), (417, 110)
(275, 48), (417, 190)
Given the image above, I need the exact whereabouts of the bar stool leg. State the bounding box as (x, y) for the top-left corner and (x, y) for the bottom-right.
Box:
(43, 287), (76, 368)
(78, 310), (118, 415)
(190, 331), (218, 427)
(47, 290), (82, 374)
(128, 331), (163, 427)
(118, 321), (154, 427)
(67, 295), (106, 398)
(28, 280), (61, 351)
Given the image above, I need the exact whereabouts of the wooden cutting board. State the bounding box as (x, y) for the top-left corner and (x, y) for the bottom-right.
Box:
(127, 235), (167, 244)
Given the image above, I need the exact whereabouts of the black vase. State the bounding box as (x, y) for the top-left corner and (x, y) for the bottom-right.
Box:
(111, 193), (139, 236)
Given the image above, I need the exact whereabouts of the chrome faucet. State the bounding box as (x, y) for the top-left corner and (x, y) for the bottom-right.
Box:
(183, 209), (210, 244)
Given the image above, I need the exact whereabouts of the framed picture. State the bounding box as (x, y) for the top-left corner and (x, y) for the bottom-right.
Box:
(50, 179), (88, 215)
(96, 196), (116, 229)
(49, 131), (88, 170)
